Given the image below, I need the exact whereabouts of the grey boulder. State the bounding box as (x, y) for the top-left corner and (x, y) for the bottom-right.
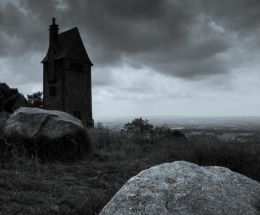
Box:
(4, 107), (89, 160)
(100, 161), (260, 215)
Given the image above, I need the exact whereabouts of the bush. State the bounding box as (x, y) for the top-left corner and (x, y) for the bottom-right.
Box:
(5, 130), (91, 162)
(122, 118), (185, 146)
(124, 118), (153, 134)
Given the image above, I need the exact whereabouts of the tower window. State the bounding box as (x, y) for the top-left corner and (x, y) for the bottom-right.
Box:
(50, 86), (56, 97)
(74, 111), (81, 119)
(70, 63), (83, 72)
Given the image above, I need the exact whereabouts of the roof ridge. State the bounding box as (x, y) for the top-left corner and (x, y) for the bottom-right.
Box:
(59, 27), (78, 35)
(41, 27), (93, 66)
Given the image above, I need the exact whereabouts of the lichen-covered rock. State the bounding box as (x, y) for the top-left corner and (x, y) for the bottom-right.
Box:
(4, 107), (90, 160)
(100, 161), (260, 215)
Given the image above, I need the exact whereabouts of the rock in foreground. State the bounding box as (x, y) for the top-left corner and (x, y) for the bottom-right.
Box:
(100, 161), (260, 215)
(4, 107), (90, 160)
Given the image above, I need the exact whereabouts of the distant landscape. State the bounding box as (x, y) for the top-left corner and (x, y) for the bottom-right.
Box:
(97, 116), (260, 141)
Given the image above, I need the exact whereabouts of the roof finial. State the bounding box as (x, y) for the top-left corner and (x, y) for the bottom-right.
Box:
(52, 17), (56, 25)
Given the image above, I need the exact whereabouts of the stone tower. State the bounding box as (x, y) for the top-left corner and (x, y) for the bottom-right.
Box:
(41, 18), (94, 127)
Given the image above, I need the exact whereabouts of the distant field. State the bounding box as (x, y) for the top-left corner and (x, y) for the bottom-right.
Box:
(96, 115), (260, 129)
(96, 116), (260, 142)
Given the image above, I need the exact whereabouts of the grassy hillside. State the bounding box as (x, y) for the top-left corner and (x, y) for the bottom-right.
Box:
(0, 125), (259, 214)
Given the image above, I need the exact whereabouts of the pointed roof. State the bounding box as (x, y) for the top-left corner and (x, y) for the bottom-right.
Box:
(41, 27), (93, 66)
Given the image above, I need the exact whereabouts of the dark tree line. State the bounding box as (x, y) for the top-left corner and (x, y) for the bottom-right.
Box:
(0, 82), (43, 113)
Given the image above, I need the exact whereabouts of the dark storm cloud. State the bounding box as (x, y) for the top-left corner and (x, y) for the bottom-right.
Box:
(64, 0), (195, 59)
(0, 0), (70, 57)
(0, 3), (37, 55)
(201, 0), (260, 33)
(1, 0), (260, 81)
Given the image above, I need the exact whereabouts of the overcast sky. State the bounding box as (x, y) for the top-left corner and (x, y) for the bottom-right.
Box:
(1, 0), (260, 118)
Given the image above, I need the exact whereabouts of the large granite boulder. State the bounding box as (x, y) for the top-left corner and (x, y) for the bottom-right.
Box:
(100, 161), (260, 215)
(4, 107), (90, 160)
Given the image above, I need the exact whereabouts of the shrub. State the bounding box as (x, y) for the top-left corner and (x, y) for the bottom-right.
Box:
(124, 118), (153, 134)
(5, 130), (91, 162)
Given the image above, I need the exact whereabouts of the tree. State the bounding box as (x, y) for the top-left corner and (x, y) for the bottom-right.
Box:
(124, 118), (153, 134)
(27, 92), (43, 108)
(0, 83), (28, 113)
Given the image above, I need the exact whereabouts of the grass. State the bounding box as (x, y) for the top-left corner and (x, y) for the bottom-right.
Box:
(0, 155), (152, 214)
(0, 126), (259, 214)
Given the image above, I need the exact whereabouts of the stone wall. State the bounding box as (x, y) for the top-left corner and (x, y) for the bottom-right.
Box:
(43, 59), (93, 127)
(43, 59), (64, 110)
(63, 59), (93, 127)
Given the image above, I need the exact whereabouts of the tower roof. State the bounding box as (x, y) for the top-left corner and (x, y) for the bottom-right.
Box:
(41, 27), (93, 66)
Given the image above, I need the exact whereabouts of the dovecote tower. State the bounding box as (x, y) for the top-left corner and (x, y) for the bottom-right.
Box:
(41, 18), (94, 127)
